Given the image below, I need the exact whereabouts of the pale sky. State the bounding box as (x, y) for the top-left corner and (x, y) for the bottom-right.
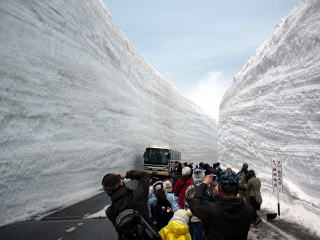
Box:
(102, 0), (298, 120)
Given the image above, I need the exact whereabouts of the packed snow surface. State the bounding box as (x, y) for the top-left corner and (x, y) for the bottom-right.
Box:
(0, 0), (217, 225)
(218, 0), (320, 235)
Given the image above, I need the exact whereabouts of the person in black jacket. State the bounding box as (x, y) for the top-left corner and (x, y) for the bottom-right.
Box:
(189, 170), (255, 240)
(102, 170), (151, 235)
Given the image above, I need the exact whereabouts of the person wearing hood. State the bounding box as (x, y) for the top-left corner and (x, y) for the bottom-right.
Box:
(158, 209), (192, 240)
(189, 170), (255, 240)
(102, 170), (151, 235)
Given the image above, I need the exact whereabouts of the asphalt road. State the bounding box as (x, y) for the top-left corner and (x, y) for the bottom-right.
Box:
(0, 218), (116, 240)
(0, 180), (319, 240)
(0, 181), (139, 240)
(0, 191), (116, 240)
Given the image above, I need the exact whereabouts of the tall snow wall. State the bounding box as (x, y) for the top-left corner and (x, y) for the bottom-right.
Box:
(218, 0), (320, 235)
(0, 0), (217, 225)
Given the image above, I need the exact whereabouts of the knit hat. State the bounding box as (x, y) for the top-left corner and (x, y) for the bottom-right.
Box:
(102, 173), (121, 191)
(182, 166), (191, 176)
(162, 179), (173, 193)
(171, 209), (192, 225)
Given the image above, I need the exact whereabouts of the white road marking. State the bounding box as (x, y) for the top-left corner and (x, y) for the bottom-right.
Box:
(262, 219), (298, 240)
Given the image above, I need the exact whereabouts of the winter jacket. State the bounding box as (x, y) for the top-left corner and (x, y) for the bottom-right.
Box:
(106, 170), (151, 229)
(189, 183), (255, 240)
(185, 184), (204, 223)
(148, 192), (180, 216)
(238, 170), (249, 202)
(237, 169), (248, 191)
(159, 220), (192, 240)
(150, 198), (174, 231)
(173, 176), (194, 208)
(246, 177), (261, 198)
(246, 177), (262, 209)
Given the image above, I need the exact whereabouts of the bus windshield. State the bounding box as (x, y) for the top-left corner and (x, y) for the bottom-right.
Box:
(144, 148), (170, 165)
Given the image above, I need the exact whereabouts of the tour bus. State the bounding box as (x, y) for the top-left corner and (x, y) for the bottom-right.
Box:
(143, 145), (181, 177)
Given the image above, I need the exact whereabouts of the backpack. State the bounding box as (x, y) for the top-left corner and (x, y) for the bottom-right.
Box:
(113, 190), (161, 240)
(237, 171), (247, 190)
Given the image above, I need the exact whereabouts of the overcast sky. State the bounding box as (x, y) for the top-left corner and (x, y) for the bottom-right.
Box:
(102, 0), (298, 120)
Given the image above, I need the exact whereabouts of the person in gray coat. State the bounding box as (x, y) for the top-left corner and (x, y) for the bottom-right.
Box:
(246, 170), (262, 225)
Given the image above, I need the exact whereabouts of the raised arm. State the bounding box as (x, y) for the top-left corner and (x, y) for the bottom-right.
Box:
(125, 170), (150, 200)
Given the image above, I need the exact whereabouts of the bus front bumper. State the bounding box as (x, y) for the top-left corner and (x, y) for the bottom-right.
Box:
(144, 170), (169, 176)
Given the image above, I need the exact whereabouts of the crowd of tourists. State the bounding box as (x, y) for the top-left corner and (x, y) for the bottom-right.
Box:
(102, 161), (262, 240)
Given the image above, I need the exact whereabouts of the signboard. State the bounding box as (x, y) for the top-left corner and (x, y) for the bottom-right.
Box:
(272, 160), (283, 192)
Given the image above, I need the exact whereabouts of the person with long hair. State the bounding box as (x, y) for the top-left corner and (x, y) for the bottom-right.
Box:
(148, 181), (179, 230)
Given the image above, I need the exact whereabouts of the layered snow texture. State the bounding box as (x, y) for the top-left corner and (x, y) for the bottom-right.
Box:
(0, 0), (217, 226)
(218, 0), (320, 235)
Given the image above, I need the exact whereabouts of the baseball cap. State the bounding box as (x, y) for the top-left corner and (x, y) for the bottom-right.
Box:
(218, 170), (240, 187)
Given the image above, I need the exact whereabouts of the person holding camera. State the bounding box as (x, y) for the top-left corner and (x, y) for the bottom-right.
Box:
(102, 170), (155, 239)
(189, 170), (255, 240)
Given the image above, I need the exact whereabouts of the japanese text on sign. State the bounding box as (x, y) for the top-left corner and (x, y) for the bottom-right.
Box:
(272, 160), (283, 192)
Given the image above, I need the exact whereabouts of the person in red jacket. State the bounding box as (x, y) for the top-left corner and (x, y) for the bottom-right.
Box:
(173, 166), (194, 208)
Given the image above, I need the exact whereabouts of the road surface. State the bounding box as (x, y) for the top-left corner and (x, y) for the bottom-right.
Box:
(0, 181), (318, 240)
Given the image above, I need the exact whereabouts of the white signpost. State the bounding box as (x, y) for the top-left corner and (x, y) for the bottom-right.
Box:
(272, 160), (283, 216)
